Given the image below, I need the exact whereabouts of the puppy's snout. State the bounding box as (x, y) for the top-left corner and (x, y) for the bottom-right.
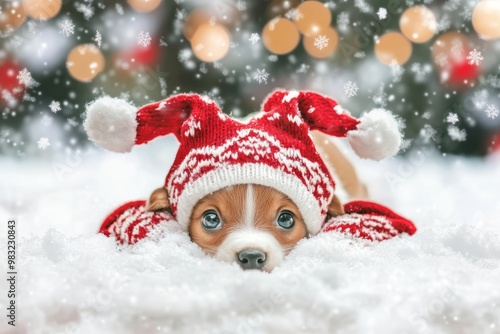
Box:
(237, 249), (266, 270)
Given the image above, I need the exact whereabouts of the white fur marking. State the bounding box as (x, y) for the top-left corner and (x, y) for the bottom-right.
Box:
(215, 228), (284, 271)
(244, 185), (254, 228)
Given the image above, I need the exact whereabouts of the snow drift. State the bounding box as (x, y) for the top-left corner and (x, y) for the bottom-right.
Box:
(1, 138), (499, 333)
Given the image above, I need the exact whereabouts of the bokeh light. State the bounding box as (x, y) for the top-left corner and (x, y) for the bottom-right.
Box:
(0, 1), (26, 34)
(399, 6), (437, 43)
(183, 9), (212, 41)
(262, 18), (300, 55)
(472, 0), (500, 40)
(22, 0), (61, 21)
(303, 26), (338, 59)
(127, 0), (162, 13)
(293, 1), (331, 37)
(375, 32), (413, 65)
(66, 44), (105, 83)
(191, 23), (231, 62)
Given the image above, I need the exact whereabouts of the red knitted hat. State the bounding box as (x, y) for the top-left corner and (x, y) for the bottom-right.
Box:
(84, 90), (401, 234)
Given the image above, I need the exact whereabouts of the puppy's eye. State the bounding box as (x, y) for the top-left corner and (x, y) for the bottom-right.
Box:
(201, 210), (221, 230)
(276, 211), (295, 229)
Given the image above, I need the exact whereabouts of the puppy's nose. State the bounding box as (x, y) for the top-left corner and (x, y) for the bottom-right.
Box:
(237, 249), (266, 270)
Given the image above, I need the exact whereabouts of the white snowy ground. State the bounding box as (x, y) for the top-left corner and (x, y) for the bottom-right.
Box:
(1, 137), (500, 334)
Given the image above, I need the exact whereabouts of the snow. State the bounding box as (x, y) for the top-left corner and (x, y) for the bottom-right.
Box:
(94, 31), (102, 48)
(377, 7), (387, 20)
(137, 30), (152, 48)
(1, 140), (500, 333)
(446, 112), (459, 124)
(36, 137), (50, 149)
(447, 125), (467, 142)
(313, 35), (329, 50)
(467, 49), (484, 66)
(286, 8), (303, 22)
(58, 18), (75, 37)
(344, 81), (359, 98)
(16, 68), (37, 88)
(49, 101), (61, 113)
(485, 105), (499, 120)
(252, 68), (269, 84)
(249, 33), (260, 45)
(337, 12), (350, 32)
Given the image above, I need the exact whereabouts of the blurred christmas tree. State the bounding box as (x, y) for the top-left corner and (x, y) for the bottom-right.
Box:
(1, 0), (499, 158)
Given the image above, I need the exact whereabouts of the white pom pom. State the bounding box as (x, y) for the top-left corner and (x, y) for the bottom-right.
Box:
(347, 108), (401, 160)
(83, 96), (137, 153)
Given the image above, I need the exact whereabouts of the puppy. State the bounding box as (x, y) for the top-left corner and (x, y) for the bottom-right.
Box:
(146, 136), (366, 271)
(147, 184), (342, 271)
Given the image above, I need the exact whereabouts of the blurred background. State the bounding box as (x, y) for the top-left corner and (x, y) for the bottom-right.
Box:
(1, 0), (500, 159)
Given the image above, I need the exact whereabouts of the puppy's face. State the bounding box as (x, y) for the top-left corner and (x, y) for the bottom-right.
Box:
(147, 184), (343, 271)
(189, 184), (307, 271)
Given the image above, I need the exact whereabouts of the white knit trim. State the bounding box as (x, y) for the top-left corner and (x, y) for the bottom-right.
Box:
(175, 163), (326, 235)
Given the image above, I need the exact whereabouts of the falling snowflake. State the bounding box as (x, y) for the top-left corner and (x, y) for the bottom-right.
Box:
(49, 101), (61, 113)
(37, 137), (50, 150)
(355, 0), (372, 13)
(137, 31), (152, 48)
(324, 0), (336, 9)
(58, 18), (75, 37)
(178, 48), (192, 63)
(199, 63), (207, 74)
(94, 31), (102, 47)
(466, 49), (483, 66)
(115, 3), (124, 15)
(249, 33), (260, 45)
(17, 68), (36, 88)
(420, 124), (437, 143)
(447, 126), (467, 142)
(337, 12), (350, 31)
(313, 35), (329, 50)
(268, 55), (278, 62)
(434, 53), (448, 67)
(236, 0), (247, 11)
(285, 8), (303, 21)
(444, 0), (461, 11)
(252, 69), (269, 84)
(344, 81), (359, 98)
(377, 7), (387, 20)
(437, 15), (451, 32)
(472, 89), (489, 109)
(75, 2), (94, 20)
(450, 39), (465, 59)
(411, 63), (432, 82)
(390, 60), (404, 82)
(296, 64), (310, 74)
(373, 84), (387, 107)
(487, 74), (500, 89)
(446, 112), (459, 124)
(175, 8), (187, 20)
(485, 104), (499, 119)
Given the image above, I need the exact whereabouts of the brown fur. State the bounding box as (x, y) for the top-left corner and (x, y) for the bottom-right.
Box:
(146, 188), (170, 212)
(311, 131), (369, 200)
(327, 195), (344, 218)
(188, 184), (308, 255)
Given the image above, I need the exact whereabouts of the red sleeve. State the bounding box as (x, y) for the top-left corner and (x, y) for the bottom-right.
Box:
(98, 200), (176, 245)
